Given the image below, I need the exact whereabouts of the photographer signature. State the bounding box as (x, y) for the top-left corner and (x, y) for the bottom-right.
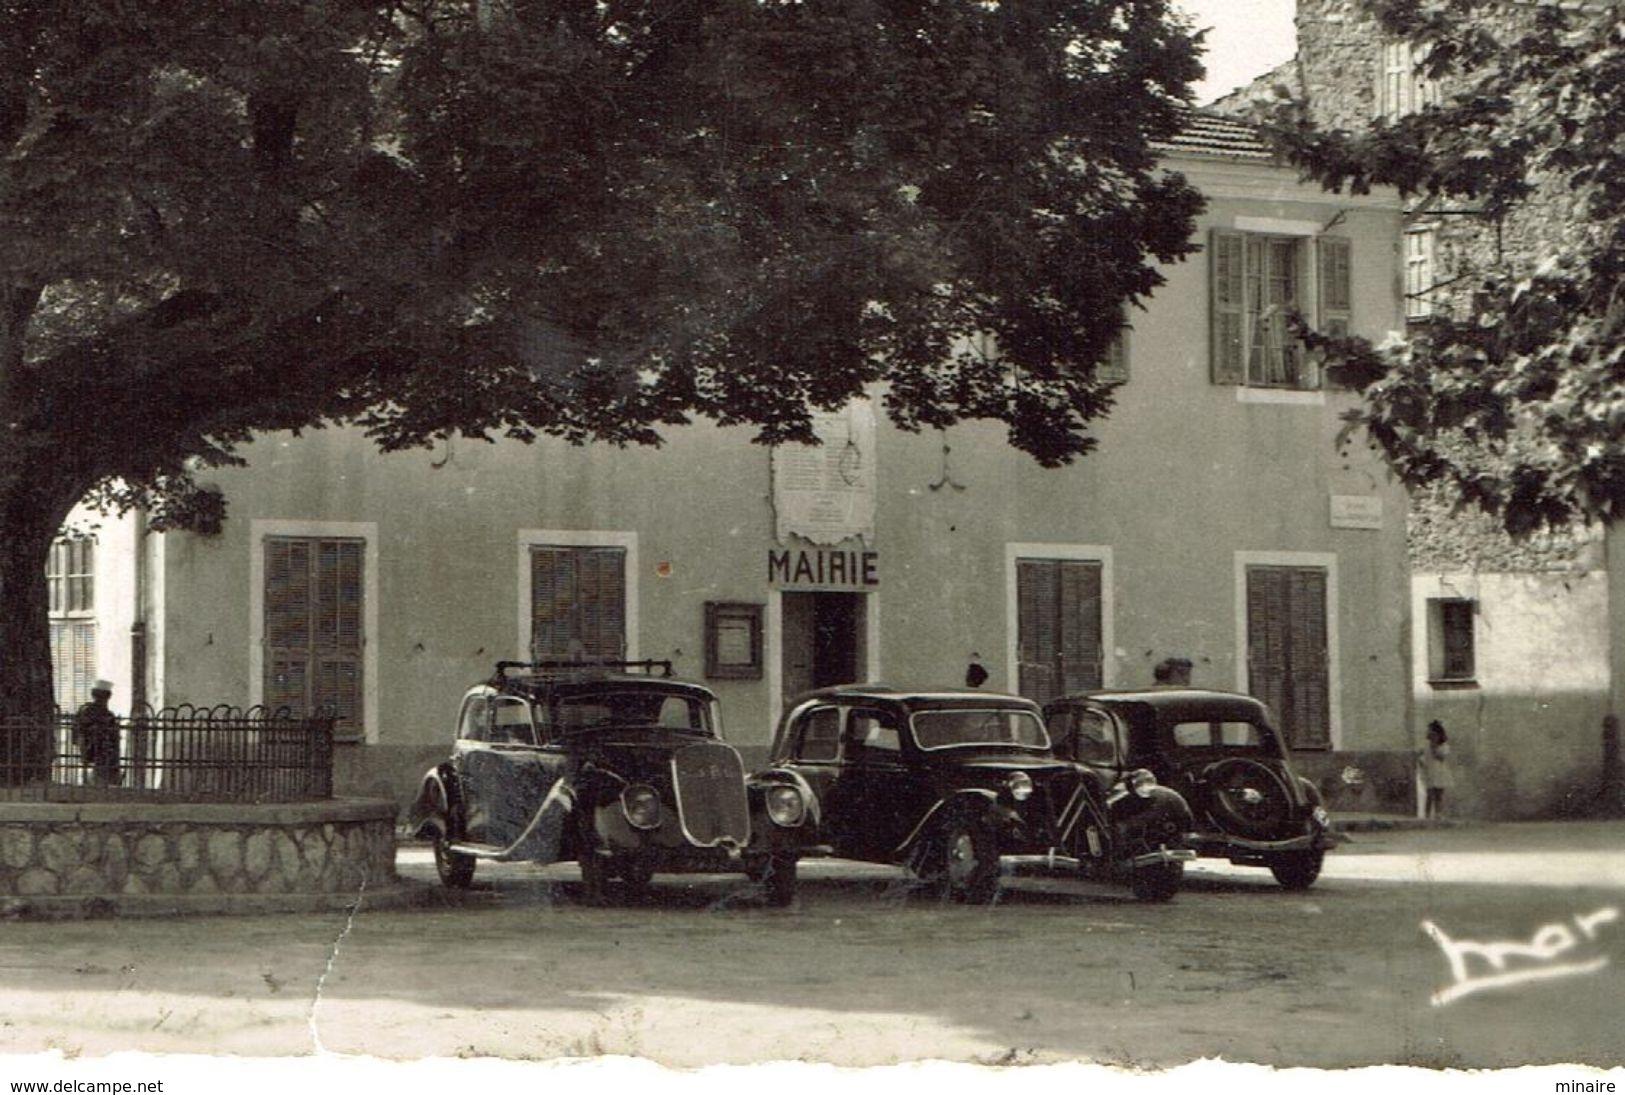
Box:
(1423, 906), (1618, 1006)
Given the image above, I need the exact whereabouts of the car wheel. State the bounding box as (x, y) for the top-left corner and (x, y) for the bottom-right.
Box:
(615, 856), (654, 897)
(939, 820), (1000, 904)
(759, 853), (797, 908)
(432, 829), (475, 889)
(1268, 849), (1324, 891)
(578, 849), (611, 905)
(1129, 860), (1183, 903)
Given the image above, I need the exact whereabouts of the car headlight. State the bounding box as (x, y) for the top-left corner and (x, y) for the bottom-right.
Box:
(620, 784), (662, 830)
(1005, 772), (1034, 802)
(765, 784), (806, 827)
(1129, 769), (1157, 798)
(1311, 805), (1330, 828)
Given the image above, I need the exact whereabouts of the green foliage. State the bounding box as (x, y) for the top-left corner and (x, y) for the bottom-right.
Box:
(1259, 1), (1625, 534)
(2, 0), (1207, 518)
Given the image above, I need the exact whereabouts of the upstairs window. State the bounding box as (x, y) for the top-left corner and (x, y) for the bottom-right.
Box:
(1379, 40), (1440, 122)
(1210, 231), (1352, 391)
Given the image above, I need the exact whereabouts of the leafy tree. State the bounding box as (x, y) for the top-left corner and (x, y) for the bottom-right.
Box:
(0, 0), (1205, 717)
(1258, 0), (1625, 536)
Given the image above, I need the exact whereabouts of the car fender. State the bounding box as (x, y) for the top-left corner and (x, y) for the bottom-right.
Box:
(407, 763), (459, 841)
(506, 777), (579, 862)
(893, 788), (999, 857)
(747, 767), (822, 829)
(1297, 775), (1325, 807)
(1108, 784), (1195, 848)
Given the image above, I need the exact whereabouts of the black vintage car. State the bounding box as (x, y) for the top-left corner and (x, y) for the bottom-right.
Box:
(1045, 688), (1345, 890)
(759, 685), (1196, 902)
(408, 660), (809, 905)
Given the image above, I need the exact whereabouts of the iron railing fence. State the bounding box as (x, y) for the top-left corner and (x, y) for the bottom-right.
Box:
(0, 705), (337, 803)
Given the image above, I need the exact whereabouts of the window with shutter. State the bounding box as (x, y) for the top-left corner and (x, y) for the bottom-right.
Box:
(47, 537), (98, 710)
(1210, 229), (1247, 385)
(1404, 228), (1436, 319)
(1245, 566), (1330, 749)
(1426, 597), (1476, 682)
(1017, 558), (1104, 705)
(263, 536), (364, 736)
(1378, 40), (1440, 122)
(1212, 231), (1354, 392)
(531, 546), (628, 661)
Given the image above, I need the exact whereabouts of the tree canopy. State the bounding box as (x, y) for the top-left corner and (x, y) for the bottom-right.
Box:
(1260, 0), (1625, 536)
(0, 0), (1206, 712)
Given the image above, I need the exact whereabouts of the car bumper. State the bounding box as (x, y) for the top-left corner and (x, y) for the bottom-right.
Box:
(1001, 847), (1197, 872)
(1192, 829), (1346, 856)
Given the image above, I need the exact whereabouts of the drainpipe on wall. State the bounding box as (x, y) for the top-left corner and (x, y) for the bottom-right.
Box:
(129, 505), (149, 713)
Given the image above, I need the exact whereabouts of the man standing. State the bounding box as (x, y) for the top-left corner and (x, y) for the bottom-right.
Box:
(73, 680), (120, 787)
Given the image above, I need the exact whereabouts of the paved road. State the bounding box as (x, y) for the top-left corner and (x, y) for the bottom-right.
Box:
(0, 820), (1621, 1071)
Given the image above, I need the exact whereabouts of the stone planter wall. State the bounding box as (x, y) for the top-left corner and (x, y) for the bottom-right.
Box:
(0, 798), (399, 917)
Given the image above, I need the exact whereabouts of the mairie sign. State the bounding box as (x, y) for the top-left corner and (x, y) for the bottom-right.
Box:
(768, 547), (879, 588)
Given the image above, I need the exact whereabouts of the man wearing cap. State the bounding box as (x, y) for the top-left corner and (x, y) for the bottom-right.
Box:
(73, 680), (121, 787)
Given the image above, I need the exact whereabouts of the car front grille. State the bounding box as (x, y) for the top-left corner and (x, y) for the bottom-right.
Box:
(670, 742), (752, 848)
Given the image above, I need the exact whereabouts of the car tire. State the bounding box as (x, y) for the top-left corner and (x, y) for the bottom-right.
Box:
(1268, 849), (1324, 891)
(615, 856), (654, 897)
(760, 853), (797, 908)
(939, 819), (1000, 904)
(1129, 860), (1183, 903)
(432, 828), (475, 889)
(578, 850), (611, 905)
(1203, 758), (1294, 840)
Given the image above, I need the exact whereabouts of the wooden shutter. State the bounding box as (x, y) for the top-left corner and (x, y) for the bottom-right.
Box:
(264, 536), (364, 729)
(1287, 568), (1330, 748)
(1246, 566), (1330, 749)
(531, 546), (627, 661)
(1319, 236), (1352, 336)
(1018, 558), (1104, 703)
(1058, 560), (1104, 692)
(1016, 560), (1060, 703)
(50, 620), (97, 711)
(264, 538), (311, 713)
(1210, 229), (1246, 385)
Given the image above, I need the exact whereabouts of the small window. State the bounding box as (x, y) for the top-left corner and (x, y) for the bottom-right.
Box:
(458, 696), (489, 741)
(846, 709), (901, 753)
(795, 706), (842, 762)
(1097, 328), (1129, 384)
(1072, 709), (1121, 766)
(705, 601), (764, 680)
(1428, 598), (1476, 683)
(1404, 227), (1437, 319)
(491, 697), (536, 744)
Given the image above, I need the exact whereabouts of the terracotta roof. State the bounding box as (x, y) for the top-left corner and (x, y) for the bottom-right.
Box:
(1154, 109), (1278, 162)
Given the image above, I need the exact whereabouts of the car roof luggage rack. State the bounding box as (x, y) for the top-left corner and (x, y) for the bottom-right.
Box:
(492, 659), (676, 683)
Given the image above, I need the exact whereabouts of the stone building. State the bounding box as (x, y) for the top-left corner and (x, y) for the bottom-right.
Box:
(1213, 0), (1617, 818)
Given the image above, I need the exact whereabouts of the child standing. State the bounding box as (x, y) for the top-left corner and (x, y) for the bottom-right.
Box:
(1419, 719), (1454, 818)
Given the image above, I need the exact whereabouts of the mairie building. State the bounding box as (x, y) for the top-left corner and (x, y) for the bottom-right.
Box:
(59, 114), (1418, 814)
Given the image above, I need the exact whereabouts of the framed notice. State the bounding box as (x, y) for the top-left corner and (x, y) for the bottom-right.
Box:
(704, 601), (764, 680)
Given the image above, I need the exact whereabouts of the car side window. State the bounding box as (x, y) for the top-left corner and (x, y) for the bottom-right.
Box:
(795, 706), (842, 762)
(1072, 709), (1120, 766)
(490, 697), (536, 745)
(846, 709), (901, 755)
(457, 696), (489, 742)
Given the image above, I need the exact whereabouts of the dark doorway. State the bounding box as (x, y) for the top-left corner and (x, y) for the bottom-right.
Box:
(782, 592), (866, 699)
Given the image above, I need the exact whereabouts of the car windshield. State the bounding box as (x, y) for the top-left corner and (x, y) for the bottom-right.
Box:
(1169, 719), (1272, 751)
(552, 689), (714, 734)
(911, 708), (1049, 751)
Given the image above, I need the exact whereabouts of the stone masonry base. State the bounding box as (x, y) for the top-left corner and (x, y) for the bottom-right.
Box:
(0, 798), (405, 918)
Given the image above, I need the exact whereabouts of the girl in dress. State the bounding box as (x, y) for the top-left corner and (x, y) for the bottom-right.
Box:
(1420, 719), (1454, 818)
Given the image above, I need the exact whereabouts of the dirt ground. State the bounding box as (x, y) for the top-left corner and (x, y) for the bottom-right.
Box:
(0, 820), (1621, 1078)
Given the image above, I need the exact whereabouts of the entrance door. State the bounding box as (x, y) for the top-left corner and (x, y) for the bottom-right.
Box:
(782, 592), (866, 699)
